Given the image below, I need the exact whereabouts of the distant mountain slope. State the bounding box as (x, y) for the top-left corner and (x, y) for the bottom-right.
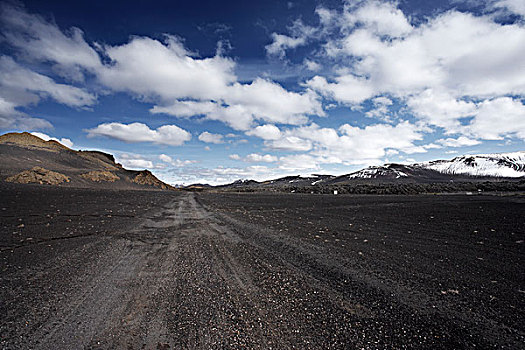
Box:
(328, 152), (525, 183)
(0, 132), (174, 190)
(208, 151), (524, 192)
(419, 152), (525, 178)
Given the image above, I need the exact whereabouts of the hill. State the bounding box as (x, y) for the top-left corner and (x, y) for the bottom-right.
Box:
(0, 132), (174, 190)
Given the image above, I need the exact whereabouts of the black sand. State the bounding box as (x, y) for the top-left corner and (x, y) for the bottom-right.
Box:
(1, 185), (524, 349)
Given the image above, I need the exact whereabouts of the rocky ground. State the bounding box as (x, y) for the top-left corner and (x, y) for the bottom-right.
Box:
(1, 185), (524, 349)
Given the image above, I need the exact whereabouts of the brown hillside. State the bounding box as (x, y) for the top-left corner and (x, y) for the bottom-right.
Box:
(6, 166), (70, 185)
(80, 171), (120, 182)
(0, 132), (70, 152)
(0, 132), (175, 191)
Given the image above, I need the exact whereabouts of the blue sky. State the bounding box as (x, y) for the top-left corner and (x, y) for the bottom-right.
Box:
(0, 0), (524, 185)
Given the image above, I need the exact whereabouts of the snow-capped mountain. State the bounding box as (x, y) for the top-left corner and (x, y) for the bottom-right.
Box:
(213, 151), (525, 189)
(341, 152), (525, 180)
(348, 164), (410, 179)
(419, 152), (525, 178)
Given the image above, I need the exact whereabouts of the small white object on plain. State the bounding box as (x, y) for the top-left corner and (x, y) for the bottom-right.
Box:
(333, 190), (338, 195)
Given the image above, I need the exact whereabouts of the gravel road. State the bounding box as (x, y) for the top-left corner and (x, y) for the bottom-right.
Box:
(1, 187), (524, 349)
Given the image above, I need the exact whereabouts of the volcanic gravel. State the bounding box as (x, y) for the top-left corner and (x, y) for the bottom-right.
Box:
(1, 186), (524, 349)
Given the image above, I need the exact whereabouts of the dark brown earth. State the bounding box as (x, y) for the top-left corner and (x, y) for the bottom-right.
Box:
(1, 184), (524, 349)
(0, 132), (174, 191)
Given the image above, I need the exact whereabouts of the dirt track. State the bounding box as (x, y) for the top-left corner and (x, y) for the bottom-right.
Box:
(1, 187), (524, 349)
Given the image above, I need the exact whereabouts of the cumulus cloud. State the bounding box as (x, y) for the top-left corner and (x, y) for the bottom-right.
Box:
(265, 121), (425, 165)
(142, 60), (323, 130)
(436, 136), (481, 148)
(229, 153), (277, 163)
(98, 36), (236, 102)
(365, 96), (393, 121)
(341, 0), (412, 37)
(466, 97), (525, 140)
(296, 1), (525, 142)
(278, 154), (320, 171)
(266, 34), (307, 59)
(159, 154), (196, 167)
(86, 122), (191, 146)
(198, 131), (224, 144)
(117, 153), (155, 169)
(492, 0), (525, 17)
(1, 3), (324, 133)
(267, 135), (313, 152)
(406, 89), (477, 132)
(244, 153), (278, 163)
(30, 132), (74, 148)
(246, 124), (282, 140)
(265, 19), (317, 59)
(152, 79), (323, 130)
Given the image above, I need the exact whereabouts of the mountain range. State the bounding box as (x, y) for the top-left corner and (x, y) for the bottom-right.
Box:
(210, 152), (525, 192)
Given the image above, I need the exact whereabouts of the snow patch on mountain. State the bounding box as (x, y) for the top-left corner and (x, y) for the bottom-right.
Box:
(348, 164), (410, 179)
(419, 152), (525, 178)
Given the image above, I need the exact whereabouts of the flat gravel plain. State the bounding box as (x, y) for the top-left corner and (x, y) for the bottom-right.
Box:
(1, 186), (524, 349)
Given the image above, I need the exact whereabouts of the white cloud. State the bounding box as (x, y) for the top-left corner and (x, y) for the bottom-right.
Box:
(159, 154), (172, 163)
(492, 0), (525, 17)
(246, 124), (282, 140)
(304, 59), (321, 71)
(386, 149), (399, 156)
(0, 55), (95, 131)
(278, 154), (320, 171)
(342, 0), (413, 37)
(265, 20), (317, 59)
(117, 153), (154, 169)
(151, 100), (217, 117)
(266, 136), (313, 152)
(0, 3), (102, 81)
(159, 154), (196, 167)
(30, 132), (74, 148)
(365, 96), (393, 120)
(1, 4), (324, 132)
(149, 75), (323, 131)
(406, 89), (477, 132)
(266, 34), (307, 59)
(466, 97), (525, 140)
(98, 36), (236, 102)
(97, 36), (323, 131)
(266, 121), (425, 165)
(306, 74), (376, 104)
(198, 131), (224, 144)
(436, 136), (481, 148)
(244, 153), (278, 163)
(86, 122), (191, 146)
(229, 152), (278, 163)
(0, 96), (52, 130)
(121, 159), (154, 169)
(0, 56), (96, 107)
(300, 2), (525, 141)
